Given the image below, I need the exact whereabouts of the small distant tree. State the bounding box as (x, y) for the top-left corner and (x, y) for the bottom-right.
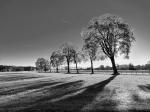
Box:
(135, 65), (142, 70)
(50, 50), (64, 73)
(146, 60), (150, 73)
(128, 63), (135, 70)
(99, 65), (105, 70)
(81, 14), (135, 75)
(35, 58), (49, 72)
(60, 43), (75, 74)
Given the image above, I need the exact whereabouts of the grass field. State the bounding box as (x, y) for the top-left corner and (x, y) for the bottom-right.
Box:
(0, 72), (150, 112)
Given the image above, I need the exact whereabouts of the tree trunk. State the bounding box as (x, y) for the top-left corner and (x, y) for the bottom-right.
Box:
(67, 59), (70, 74)
(44, 67), (46, 72)
(50, 67), (51, 73)
(49, 65), (51, 73)
(110, 56), (119, 75)
(90, 58), (94, 74)
(56, 66), (59, 73)
(75, 61), (79, 74)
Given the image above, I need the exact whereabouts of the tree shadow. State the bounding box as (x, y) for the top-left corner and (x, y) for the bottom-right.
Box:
(2, 80), (84, 111)
(138, 84), (150, 92)
(0, 81), (61, 96)
(130, 93), (150, 112)
(36, 80), (85, 103)
(128, 84), (150, 111)
(22, 75), (117, 112)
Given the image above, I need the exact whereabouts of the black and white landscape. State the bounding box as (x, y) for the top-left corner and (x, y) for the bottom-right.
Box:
(0, 0), (150, 112)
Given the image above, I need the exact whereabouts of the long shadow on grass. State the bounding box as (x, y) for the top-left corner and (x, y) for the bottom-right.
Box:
(0, 81), (61, 95)
(130, 93), (150, 112)
(127, 84), (150, 112)
(2, 80), (84, 112)
(138, 84), (150, 92)
(23, 75), (117, 112)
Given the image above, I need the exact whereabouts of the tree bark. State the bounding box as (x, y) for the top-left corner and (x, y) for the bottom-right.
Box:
(110, 56), (119, 75)
(90, 58), (94, 74)
(75, 61), (79, 74)
(67, 59), (70, 74)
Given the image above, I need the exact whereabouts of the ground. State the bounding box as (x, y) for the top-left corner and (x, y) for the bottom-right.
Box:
(0, 72), (150, 112)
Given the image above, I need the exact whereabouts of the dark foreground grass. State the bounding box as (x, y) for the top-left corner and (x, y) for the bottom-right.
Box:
(18, 75), (117, 112)
(1, 73), (150, 112)
(0, 81), (60, 95)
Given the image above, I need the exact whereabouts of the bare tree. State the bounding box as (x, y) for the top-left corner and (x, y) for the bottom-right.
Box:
(45, 60), (51, 72)
(72, 49), (83, 74)
(50, 50), (64, 73)
(81, 14), (135, 75)
(35, 58), (50, 72)
(60, 43), (75, 74)
(82, 40), (105, 74)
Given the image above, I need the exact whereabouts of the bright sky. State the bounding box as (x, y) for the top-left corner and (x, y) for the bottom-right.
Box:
(0, 0), (150, 67)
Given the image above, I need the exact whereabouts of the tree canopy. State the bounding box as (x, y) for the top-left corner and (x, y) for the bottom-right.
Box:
(35, 58), (49, 72)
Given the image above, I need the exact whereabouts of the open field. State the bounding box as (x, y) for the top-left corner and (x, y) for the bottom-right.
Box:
(54, 69), (150, 75)
(0, 72), (150, 112)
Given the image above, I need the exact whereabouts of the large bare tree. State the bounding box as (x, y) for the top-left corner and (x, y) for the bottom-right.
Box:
(81, 14), (135, 75)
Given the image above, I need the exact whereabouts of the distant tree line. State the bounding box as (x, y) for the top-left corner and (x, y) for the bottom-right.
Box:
(94, 63), (150, 70)
(0, 65), (35, 72)
(35, 14), (139, 75)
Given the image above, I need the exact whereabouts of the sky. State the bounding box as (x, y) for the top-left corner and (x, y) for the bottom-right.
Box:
(0, 0), (150, 67)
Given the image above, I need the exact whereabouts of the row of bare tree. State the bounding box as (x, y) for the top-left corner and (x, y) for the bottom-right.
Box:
(35, 42), (100, 74)
(36, 14), (135, 75)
